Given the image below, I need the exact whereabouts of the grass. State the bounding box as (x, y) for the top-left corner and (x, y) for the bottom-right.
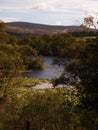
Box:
(10, 76), (50, 87)
(76, 36), (96, 42)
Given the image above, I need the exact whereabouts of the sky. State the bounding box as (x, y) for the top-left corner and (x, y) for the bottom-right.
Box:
(0, 0), (98, 26)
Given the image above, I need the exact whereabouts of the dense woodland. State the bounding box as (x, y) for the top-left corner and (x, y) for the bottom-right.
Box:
(0, 20), (98, 130)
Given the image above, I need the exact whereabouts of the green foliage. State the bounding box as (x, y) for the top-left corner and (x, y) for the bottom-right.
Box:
(63, 38), (98, 111)
(17, 33), (75, 56)
(0, 44), (25, 103)
(53, 36), (98, 112)
(27, 57), (44, 70)
(0, 20), (7, 33)
(0, 86), (78, 130)
(0, 21), (9, 44)
(0, 86), (98, 130)
(17, 44), (43, 70)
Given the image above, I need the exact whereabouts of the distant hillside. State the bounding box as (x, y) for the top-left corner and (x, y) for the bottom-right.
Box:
(6, 22), (86, 35)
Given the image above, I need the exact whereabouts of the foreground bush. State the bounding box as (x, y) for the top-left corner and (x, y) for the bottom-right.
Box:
(0, 86), (98, 130)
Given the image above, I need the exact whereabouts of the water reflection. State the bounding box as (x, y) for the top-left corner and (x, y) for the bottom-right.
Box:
(24, 57), (64, 79)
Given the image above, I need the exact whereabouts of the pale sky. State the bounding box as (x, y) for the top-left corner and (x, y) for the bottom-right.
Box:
(0, 0), (98, 25)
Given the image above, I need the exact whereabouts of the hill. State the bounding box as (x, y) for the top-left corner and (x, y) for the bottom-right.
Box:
(6, 22), (84, 35)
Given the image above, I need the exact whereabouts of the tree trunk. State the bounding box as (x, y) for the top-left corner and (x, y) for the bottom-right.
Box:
(26, 120), (30, 130)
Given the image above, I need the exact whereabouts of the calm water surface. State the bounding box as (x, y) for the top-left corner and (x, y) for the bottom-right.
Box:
(24, 57), (64, 79)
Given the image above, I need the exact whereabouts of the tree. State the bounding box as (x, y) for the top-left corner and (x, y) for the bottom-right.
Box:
(80, 16), (98, 33)
(0, 44), (24, 103)
(0, 20), (7, 32)
(52, 16), (98, 111)
(65, 40), (98, 111)
(0, 20), (9, 44)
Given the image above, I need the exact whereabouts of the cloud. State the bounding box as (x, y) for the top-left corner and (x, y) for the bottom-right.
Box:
(56, 21), (62, 25)
(30, 3), (56, 11)
(1, 0), (98, 13)
(0, 17), (21, 22)
(0, 0), (98, 25)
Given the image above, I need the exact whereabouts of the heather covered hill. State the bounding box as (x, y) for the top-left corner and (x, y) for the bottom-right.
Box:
(6, 22), (84, 35)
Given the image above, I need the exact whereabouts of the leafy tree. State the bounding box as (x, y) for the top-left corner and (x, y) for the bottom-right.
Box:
(53, 17), (98, 112)
(0, 20), (7, 32)
(68, 41), (98, 110)
(80, 15), (98, 33)
(0, 20), (9, 44)
(0, 44), (24, 103)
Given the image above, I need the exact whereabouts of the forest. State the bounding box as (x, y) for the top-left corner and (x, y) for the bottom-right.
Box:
(0, 19), (98, 130)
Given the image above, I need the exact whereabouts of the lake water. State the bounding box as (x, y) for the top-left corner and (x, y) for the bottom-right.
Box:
(24, 57), (64, 79)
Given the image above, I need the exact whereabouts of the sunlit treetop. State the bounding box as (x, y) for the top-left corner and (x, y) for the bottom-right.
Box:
(0, 20), (7, 32)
